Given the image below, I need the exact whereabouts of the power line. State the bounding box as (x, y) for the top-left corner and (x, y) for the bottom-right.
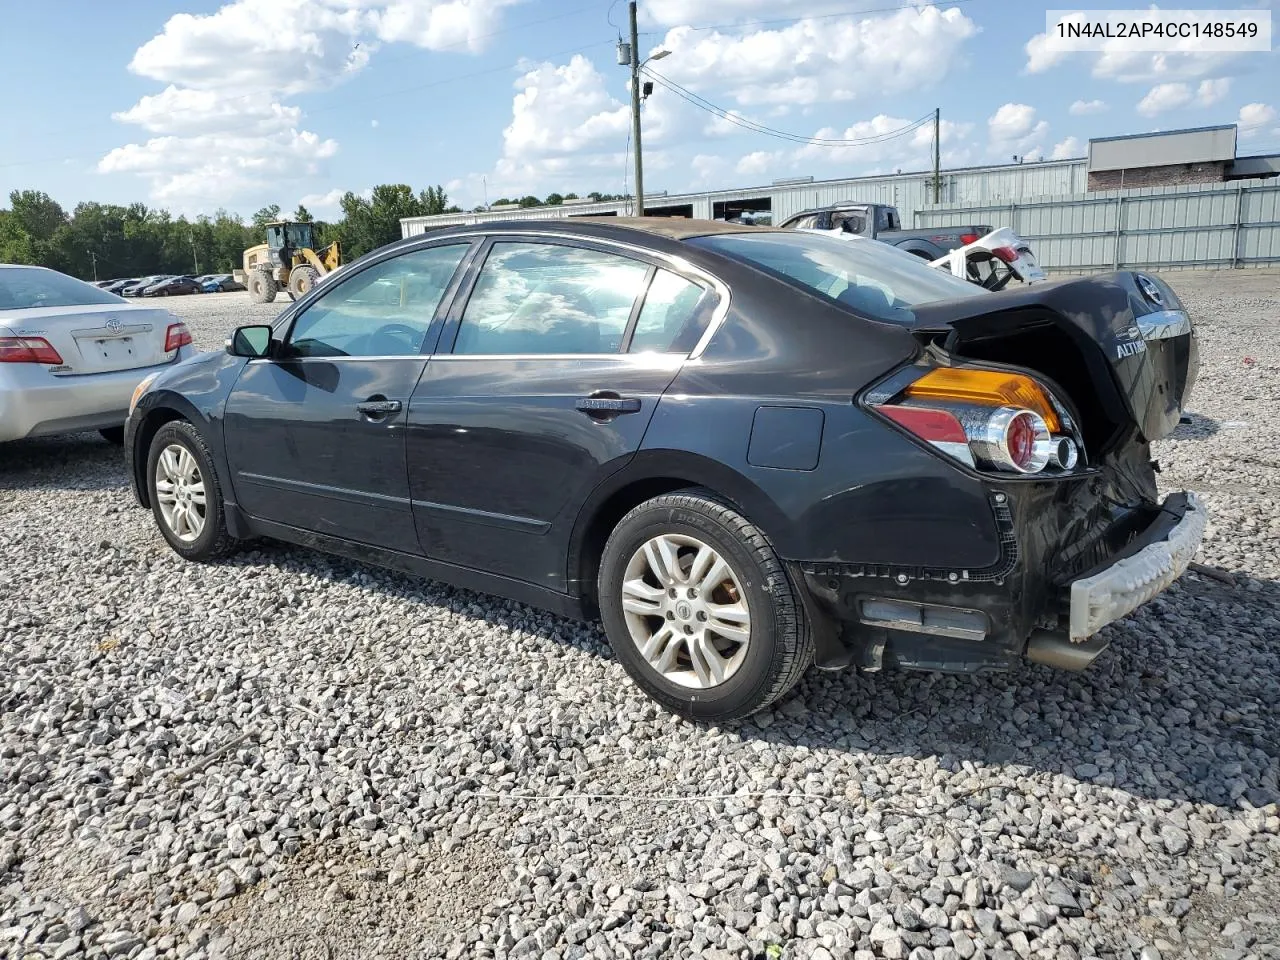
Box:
(642, 68), (933, 147)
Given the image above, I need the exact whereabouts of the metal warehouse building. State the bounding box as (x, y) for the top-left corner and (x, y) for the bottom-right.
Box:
(401, 125), (1280, 273)
(401, 157), (1091, 236)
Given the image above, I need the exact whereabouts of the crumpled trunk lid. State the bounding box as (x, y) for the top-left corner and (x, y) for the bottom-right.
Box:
(909, 271), (1199, 446)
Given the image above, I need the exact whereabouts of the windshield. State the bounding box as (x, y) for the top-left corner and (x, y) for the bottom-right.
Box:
(286, 224), (313, 247)
(689, 230), (983, 324)
(0, 267), (126, 310)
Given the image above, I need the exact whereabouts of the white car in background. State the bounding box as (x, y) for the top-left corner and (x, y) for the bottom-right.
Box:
(929, 226), (1047, 289)
(0, 265), (195, 444)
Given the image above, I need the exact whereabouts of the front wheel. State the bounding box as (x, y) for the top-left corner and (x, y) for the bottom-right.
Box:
(146, 420), (236, 561)
(247, 270), (277, 304)
(598, 489), (812, 722)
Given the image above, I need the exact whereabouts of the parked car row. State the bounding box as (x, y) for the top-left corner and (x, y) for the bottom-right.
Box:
(90, 273), (246, 297)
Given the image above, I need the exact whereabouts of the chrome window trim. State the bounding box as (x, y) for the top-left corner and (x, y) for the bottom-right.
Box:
(1137, 309), (1191, 341)
(268, 228), (732, 360)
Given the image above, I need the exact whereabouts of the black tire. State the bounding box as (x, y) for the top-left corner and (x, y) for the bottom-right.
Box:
(248, 270), (277, 304)
(288, 265), (319, 300)
(598, 488), (812, 722)
(145, 420), (236, 561)
(98, 426), (125, 445)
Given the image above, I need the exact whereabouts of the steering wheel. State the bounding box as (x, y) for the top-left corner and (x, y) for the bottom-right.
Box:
(369, 322), (424, 350)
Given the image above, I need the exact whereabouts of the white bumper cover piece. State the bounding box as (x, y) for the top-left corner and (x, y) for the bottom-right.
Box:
(1068, 492), (1207, 642)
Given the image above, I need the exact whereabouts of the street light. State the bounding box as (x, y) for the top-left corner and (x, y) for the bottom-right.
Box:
(624, 1), (672, 216)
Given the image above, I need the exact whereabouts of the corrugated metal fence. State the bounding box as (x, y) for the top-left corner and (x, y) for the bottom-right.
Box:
(913, 178), (1280, 272)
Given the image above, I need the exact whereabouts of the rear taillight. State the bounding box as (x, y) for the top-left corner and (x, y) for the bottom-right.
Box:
(990, 245), (1019, 263)
(880, 406), (974, 467)
(960, 233), (979, 245)
(164, 323), (193, 352)
(870, 367), (1082, 475)
(0, 336), (63, 364)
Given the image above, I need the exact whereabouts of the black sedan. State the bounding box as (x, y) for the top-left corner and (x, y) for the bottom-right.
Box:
(124, 218), (1203, 721)
(143, 275), (203, 297)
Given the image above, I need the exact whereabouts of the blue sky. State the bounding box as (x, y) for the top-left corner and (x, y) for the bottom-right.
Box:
(1, 0), (1277, 220)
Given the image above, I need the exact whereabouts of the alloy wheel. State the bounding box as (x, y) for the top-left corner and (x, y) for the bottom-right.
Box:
(154, 443), (207, 543)
(620, 533), (751, 689)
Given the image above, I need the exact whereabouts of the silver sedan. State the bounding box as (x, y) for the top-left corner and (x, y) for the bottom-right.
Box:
(0, 264), (196, 444)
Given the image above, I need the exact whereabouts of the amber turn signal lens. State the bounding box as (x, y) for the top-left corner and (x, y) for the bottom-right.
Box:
(904, 368), (1062, 433)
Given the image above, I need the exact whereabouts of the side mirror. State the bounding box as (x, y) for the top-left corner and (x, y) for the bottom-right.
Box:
(227, 324), (274, 358)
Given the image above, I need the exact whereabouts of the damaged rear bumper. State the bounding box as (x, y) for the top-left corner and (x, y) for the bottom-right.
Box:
(791, 490), (1207, 675)
(1066, 491), (1206, 643)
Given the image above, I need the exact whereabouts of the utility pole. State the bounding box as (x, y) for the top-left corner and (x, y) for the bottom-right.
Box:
(933, 107), (941, 204)
(87, 250), (98, 282)
(189, 233), (199, 275)
(628, 1), (644, 217)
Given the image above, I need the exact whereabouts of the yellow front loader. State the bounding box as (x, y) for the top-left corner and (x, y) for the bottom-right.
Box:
(236, 221), (341, 304)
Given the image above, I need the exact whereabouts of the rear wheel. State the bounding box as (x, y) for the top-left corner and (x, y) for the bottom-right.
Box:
(146, 421), (235, 561)
(98, 426), (124, 445)
(248, 269), (277, 304)
(288, 265), (319, 300)
(598, 489), (812, 722)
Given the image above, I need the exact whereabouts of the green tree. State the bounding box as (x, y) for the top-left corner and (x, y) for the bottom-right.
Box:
(293, 204), (313, 223)
(518, 195), (541, 208)
(545, 193), (565, 206)
(9, 190), (66, 241)
(0, 209), (36, 264)
(251, 204), (281, 227)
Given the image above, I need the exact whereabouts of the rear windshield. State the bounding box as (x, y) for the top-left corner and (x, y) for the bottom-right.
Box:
(0, 267), (126, 310)
(689, 230), (983, 324)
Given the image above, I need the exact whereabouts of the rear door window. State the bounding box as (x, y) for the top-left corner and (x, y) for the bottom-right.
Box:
(628, 269), (715, 354)
(452, 242), (649, 355)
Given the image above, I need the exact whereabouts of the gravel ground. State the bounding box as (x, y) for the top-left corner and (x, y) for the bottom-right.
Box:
(2, 275), (1278, 960)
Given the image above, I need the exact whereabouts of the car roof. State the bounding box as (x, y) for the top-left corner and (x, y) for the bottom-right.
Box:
(413, 216), (771, 245)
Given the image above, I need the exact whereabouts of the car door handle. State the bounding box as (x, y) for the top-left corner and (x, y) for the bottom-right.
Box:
(356, 399), (402, 416)
(575, 395), (642, 416)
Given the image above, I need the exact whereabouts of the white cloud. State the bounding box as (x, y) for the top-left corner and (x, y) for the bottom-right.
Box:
(792, 114), (973, 170)
(105, 0), (517, 209)
(1069, 99), (1107, 115)
(499, 56), (629, 166)
(690, 153), (728, 186)
(1025, 19), (1245, 84)
(100, 130), (339, 207)
(112, 86), (305, 137)
(656, 6), (978, 108)
(1137, 82), (1193, 116)
(735, 150), (782, 176)
(485, 55), (631, 196)
(1137, 76), (1233, 115)
(1092, 50), (1243, 84)
(367, 0), (521, 52)
(1239, 102), (1278, 139)
(1024, 31), (1068, 74)
(642, 0), (911, 28)
(297, 187), (350, 218)
(987, 103), (1049, 160)
(1051, 136), (1082, 160)
(1196, 77), (1230, 106)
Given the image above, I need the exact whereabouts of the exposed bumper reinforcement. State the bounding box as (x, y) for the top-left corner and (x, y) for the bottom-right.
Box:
(1068, 491), (1206, 642)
